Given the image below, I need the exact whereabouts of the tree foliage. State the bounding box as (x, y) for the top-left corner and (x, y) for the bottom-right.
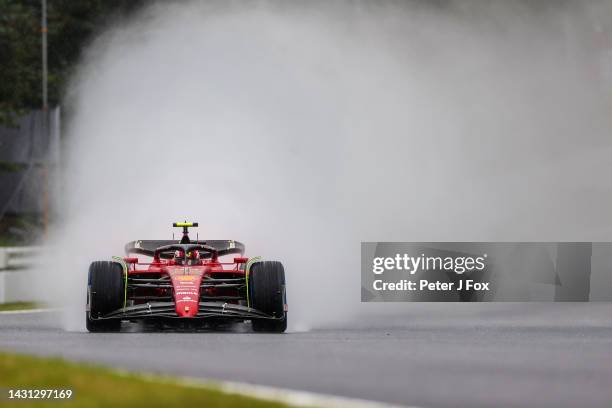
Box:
(0, 0), (143, 125)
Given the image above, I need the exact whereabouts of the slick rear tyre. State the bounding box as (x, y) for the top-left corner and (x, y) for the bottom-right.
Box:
(249, 261), (287, 333)
(86, 261), (124, 332)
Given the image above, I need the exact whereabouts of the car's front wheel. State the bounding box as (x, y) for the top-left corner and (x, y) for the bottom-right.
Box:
(249, 261), (287, 333)
(86, 261), (124, 332)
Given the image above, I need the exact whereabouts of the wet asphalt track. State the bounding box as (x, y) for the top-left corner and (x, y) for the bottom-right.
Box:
(1, 304), (612, 408)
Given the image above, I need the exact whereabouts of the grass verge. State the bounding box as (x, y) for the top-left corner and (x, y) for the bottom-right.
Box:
(0, 302), (40, 311)
(0, 352), (289, 408)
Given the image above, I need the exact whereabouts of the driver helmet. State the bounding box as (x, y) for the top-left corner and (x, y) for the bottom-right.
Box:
(174, 249), (185, 265)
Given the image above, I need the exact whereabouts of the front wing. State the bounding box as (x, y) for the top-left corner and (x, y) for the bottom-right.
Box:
(91, 301), (280, 321)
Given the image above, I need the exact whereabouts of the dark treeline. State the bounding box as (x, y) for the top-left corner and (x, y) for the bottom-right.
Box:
(0, 0), (144, 125)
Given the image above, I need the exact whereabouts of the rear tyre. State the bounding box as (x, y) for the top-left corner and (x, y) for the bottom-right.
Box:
(86, 261), (124, 332)
(249, 261), (287, 333)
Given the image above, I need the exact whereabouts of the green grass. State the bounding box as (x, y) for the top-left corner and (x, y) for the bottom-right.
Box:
(0, 301), (40, 311)
(0, 352), (289, 408)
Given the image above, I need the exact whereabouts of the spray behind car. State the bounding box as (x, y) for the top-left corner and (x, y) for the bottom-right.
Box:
(25, 1), (612, 331)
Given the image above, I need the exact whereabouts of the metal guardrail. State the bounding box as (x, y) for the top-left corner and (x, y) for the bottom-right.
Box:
(0, 247), (41, 303)
(0, 247), (40, 271)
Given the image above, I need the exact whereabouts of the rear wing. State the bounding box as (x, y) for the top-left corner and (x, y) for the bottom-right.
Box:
(125, 240), (245, 259)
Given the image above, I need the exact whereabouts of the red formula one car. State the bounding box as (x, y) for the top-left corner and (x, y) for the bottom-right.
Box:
(86, 222), (287, 333)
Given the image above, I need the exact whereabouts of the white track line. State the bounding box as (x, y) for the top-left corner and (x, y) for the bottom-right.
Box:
(126, 371), (418, 408)
(204, 379), (414, 408)
(0, 308), (56, 315)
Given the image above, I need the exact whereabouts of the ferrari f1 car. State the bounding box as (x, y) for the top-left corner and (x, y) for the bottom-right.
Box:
(86, 222), (287, 333)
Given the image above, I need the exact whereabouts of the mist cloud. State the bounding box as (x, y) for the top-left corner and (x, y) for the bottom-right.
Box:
(34, 1), (612, 330)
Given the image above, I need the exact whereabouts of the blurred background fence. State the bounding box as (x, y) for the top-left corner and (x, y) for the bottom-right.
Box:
(0, 108), (60, 245)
